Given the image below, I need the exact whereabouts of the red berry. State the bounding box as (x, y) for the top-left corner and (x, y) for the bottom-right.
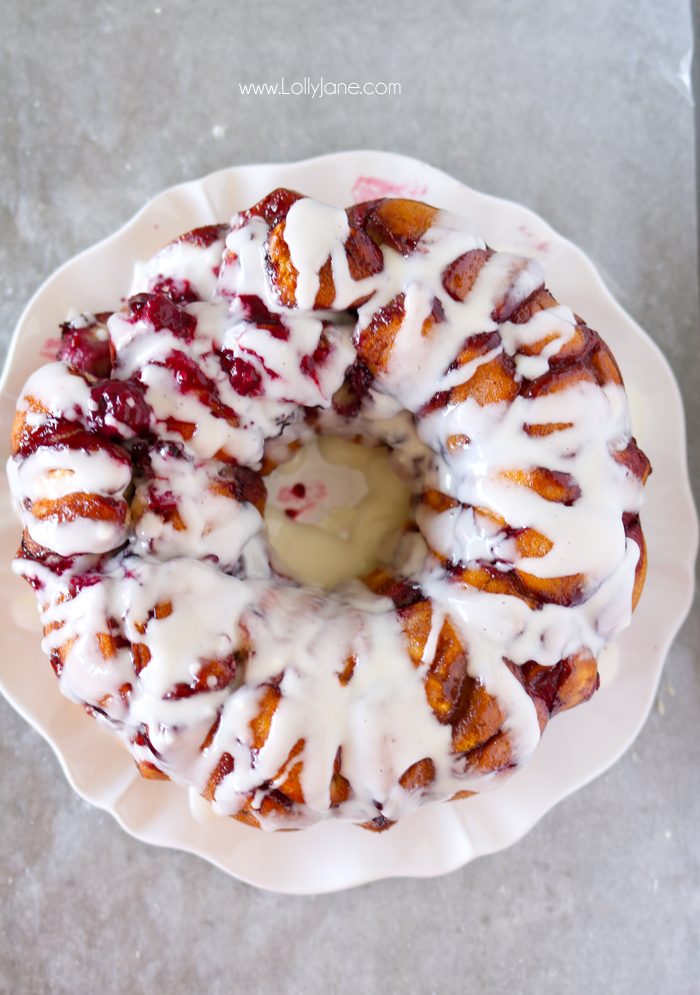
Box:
(164, 351), (213, 393)
(127, 293), (196, 341)
(239, 295), (289, 340)
(175, 223), (229, 248)
(150, 277), (199, 304)
(239, 189), (302, 227)
(219, 350), (262, 396)
(57, 321), (112, 377)
(301, 333), (333, 383)
(89, 380), (152, 438)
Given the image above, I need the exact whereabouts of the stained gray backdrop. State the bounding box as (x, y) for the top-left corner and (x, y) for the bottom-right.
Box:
(1, 1), (698, 993)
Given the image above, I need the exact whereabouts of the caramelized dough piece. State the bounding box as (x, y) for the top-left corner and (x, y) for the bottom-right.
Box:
(513, 528), (553, 559)
(449, 330), (501, 373)
(452, 564), (539, 610)
(421, 488), (460, 514)
(273, 739), (306, 805)
(249, 685), (281, 751)
(499, 467), (581, 505)
(398, 600), (433, 668)
(354, 293), (406, 373)
(589, 338), (623, 386)
(513, 568), (586, 608)
(238, 187), (304, 228)
(30, 492), (128, 526)
(515, 650), (599, 716)
(399, 757), (436, 792)
(448, 353), (519, 407)
(358, 814), (396, 832)
(452, 684), (505, 753)
(361, 566), (424, 609)
(509, 287), (558, 324)
(443, 248), (494, 301)
(463, 730), (515, 774)
(209, 465), (267, 514)
(624, 513), (648, 610)
(203, 752), (235, 801)
(425, 618), (473, 724)
(614, 439), (652, 484)
(352, 198), (438, 255)
(267, 212), (383, 309)
(233, 809), (262, 829)
(137, 760), (169, 781)
(265, 195), (436, 311)
(330, 748), (351, 807)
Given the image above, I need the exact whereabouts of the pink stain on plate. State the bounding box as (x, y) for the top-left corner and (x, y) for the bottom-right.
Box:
(517, 224), (550, 257)
(39, 337), (62, 361)
(351, 176), (429, 204)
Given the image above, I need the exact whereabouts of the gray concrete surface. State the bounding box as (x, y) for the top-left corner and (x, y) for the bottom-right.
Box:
(1, 1), (698, 992)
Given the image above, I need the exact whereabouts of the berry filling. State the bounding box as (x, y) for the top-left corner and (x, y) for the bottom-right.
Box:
(126, 292), (197, 341)
(219, 351), (263, 396)
(57, 319), (112, 377)
(150, 277), (199, 305)
(176, 223), (229, 248)
(89, 380), (152, 438)
(239, 294), (290, 340)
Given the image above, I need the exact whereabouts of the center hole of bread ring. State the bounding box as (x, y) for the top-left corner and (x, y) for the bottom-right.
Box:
(263, 436), (413, 589)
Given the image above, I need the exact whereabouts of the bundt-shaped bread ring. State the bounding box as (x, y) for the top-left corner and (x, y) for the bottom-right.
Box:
(8, 188), (650, 831)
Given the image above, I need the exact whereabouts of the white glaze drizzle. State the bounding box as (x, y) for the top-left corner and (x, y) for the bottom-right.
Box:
(129, 230), (227, 302)
(8, 363), (133, 555)
(130, 449), (263, 569)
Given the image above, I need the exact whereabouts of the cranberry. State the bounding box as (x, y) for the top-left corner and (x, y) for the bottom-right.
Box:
(19, 532), (75, 576)
(388, 580), (425, 610)
(240, 188), (302, 227)
(300, 334), (332, 384)
(347, 359), (373, 398)
(150, 277), (199, 304)
(291, 482), (306, 498)
(176, 223), (228, 248)
(161, 352), (239, 423)
(147, 488), (179, 519)
(300, 355), (315, 379)
(67, 573), (102, 598)
(57, 321), (112, 377)
(89, 380), (152, 438)
(126, 292), (196, 340)
(164, 351), (213, 393)
(130, 440), (183, 477)
(517, 658), (578, 715)
(333, 358), (373, 417)
(219, 351), (262, 396)
(239, 294), (289, 340)
(132, 724), (161, 758)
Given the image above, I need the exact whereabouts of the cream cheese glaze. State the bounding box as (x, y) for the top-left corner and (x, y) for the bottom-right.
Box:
(264, 436), (412, 589)
(7, 191), (649, 830)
